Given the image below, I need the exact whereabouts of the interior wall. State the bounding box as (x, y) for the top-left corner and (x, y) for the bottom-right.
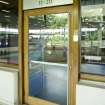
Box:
(0, 69), (18, 105)
(76, 82), (105, 105)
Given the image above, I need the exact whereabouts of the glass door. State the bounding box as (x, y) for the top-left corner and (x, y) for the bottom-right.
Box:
(24, 11), (71, 105)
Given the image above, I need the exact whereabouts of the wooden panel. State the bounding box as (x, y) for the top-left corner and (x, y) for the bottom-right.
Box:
(28, 96), (59, 105)
(0, 60), (18, 69)
(69, 0), (80, 105)
(18, 0), (24, 104)
(80, 74), (105, 82)
(0, 63), (18, 69)
(24, 5), (74, 16)
(23, 12), (29, 104)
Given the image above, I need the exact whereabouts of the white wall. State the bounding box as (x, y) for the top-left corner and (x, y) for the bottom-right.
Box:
(76, 81), (105, 105)
(0, 68), (18, 105)
(23, 0), (73, 10)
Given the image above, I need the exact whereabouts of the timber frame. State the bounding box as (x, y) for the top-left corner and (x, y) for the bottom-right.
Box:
(22, 0), (79, 105)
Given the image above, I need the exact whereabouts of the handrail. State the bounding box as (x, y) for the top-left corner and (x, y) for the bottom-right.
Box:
(31, 60), (68, 67)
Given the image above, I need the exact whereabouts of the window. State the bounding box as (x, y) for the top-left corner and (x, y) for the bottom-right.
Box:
(80, 0), (105, 76)
(0, 0), (18, 64)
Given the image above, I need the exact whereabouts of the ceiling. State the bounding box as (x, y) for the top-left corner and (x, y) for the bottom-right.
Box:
(0, 0), (18, 12)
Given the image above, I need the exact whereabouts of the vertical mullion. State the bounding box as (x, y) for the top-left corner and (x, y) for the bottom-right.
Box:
(18, 0), (24, 104)
(24, 12), (29, 104)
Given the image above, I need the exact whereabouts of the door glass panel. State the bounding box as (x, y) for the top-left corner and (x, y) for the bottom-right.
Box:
(28, 13), (69, 105)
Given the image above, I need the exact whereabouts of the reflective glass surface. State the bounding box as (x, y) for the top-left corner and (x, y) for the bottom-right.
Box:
(81, 0), (105, 75)
(0, 0), (18, 64)
(28, 13), (69, 105)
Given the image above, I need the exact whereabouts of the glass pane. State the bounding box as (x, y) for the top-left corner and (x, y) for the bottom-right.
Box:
(29, 63), (67, 105)
(81, 0), (105, 5)
(28, 13), (69, 105)
(28, 14), (68, 63)
(80, 0), (105, 75)
(0, 0), (18, 64)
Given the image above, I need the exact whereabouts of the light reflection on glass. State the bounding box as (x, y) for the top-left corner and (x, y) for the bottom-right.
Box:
(0, 0), (18, 64)
(81, 1), (105, 75)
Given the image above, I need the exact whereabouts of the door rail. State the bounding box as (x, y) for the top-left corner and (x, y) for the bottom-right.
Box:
(31, 60), (68, 67)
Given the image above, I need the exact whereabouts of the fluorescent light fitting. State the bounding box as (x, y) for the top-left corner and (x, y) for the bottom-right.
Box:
(4, 15), (10, 18)
(2, 10), (10, 13)
(0, 1), (9, 4)
(81, 28), (97, 32)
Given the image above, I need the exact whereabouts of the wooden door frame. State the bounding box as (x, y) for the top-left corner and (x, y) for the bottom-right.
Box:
(23, 1), (79, 105)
